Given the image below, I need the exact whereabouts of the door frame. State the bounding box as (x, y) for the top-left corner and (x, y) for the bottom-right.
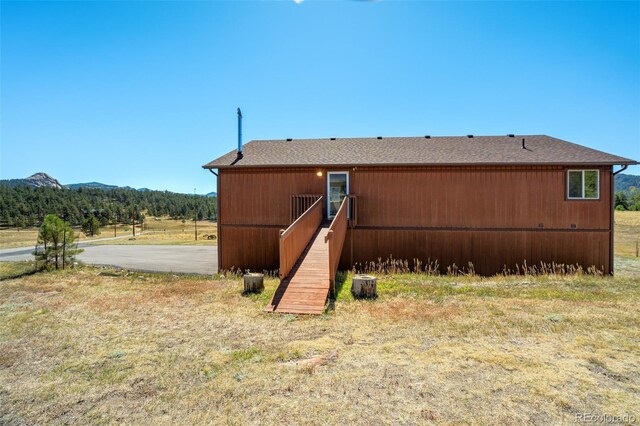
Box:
(326, 171), (349, 219)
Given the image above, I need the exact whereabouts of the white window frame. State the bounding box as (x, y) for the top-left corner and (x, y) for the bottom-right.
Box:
(567, 169), (600, 200)
(326, 171), (349, 219)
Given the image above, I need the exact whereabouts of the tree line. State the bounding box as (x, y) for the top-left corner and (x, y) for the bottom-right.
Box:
(0, 185), (216, 228)
(614, 190), (640, 211)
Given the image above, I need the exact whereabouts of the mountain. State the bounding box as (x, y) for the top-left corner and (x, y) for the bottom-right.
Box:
(615, 173), (640, 194)
(67, 182), (120, 190)
(1, 172), (216, 196)
(0, 172), (63, 189)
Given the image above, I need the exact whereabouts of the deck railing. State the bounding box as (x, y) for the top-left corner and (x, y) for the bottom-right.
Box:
(325, 196), (348, 297)
(291, 194), (323, 223)
(279, 196), (324, 279)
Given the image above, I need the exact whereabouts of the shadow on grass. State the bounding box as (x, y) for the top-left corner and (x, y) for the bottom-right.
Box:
(334, 271), (348, 297)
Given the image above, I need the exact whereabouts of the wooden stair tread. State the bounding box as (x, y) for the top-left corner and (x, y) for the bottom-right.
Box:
(267, 226), (331, 315)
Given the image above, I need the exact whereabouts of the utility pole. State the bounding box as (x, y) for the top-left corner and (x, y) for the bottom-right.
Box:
(111, 200), (117, 237)
(62, 227), (66, 270)
(194, 188), (198, 241)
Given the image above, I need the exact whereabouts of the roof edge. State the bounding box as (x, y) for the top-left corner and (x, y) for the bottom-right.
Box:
(203, 160), (639, 170)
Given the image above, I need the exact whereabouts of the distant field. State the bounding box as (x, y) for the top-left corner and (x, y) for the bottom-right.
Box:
(87, 218), (217, 246)
(0, 218), (216, 248)
(0, 226), (137, 249)
(615, 211), (640, 258)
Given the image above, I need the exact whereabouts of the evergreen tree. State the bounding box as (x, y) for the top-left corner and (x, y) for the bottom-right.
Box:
(81, 215), (101, 236)
(35, 214), (83, 270)
(614, 192), (629, 211)
(0, 185), (217, 227)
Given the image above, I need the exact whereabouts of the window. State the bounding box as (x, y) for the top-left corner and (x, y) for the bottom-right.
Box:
(567, 170), (599, 199)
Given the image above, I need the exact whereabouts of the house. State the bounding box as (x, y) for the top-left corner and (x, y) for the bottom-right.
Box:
(203, 128), (636, 314)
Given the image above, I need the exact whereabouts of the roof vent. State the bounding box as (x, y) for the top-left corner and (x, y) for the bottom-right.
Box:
(330, 137), (336, 140)
(237, 108), (243, 158)
(286, 138), (292, 141)
(508, 134), (515, 137)
(424, 135), (431, 139)
(467, 134), (474, 138)
(377, 136), (382, 140)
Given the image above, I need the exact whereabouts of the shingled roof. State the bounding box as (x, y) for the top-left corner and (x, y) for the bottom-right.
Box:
(203, 135), (637, 169)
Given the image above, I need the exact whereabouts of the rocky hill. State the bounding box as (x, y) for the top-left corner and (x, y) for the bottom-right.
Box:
(0, 172), (63, 189)
(1, 172), (218, 197)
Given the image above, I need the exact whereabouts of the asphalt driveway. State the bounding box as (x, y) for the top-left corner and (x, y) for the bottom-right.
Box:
(0, 245), (217, 275)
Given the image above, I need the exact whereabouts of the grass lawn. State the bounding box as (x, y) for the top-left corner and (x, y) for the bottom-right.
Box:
(1, 266), (639, 424)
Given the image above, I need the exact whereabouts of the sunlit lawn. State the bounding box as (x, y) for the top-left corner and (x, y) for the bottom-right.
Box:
(0, 266), (638, 424)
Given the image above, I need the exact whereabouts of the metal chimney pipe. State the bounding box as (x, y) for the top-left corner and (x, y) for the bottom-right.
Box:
(522, 138), (526, 149)
(237, 108), (243, 156)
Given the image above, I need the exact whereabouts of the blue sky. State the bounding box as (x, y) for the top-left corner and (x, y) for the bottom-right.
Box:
(1, 1), (639, 194)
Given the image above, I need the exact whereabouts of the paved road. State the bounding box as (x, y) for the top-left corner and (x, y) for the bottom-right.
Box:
(0, 244), (218, 275)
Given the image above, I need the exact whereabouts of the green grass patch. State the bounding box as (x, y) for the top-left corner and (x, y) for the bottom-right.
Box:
(0, 261), (40, 281)
(337, 271), (639, 303)
(229, 347), (264, 363)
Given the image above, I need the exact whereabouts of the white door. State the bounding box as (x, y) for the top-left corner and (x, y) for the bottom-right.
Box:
(327, 172), (349, 218)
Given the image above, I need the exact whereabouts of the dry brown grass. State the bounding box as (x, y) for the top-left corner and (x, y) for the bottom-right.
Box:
(615, 211), (640, 258)
(0, 227), (131, 249)
(0, 218), (217, 249)
(1, 266), (638, 424)
(91, 218), (217, 246)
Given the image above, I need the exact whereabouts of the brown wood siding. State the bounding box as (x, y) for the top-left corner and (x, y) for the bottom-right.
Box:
(219, 168), (326, 226)
(219, 226), (280, 272)
(217, 166), (613, 274)
(340, 229), (610, 275)
(352, 167), (611, 230)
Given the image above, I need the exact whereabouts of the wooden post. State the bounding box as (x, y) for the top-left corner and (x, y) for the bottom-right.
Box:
(62, 228), (66, 270)
(351, 275), (377, 299)
(243, 273), (264, 294)
(636, 241), (639, 258)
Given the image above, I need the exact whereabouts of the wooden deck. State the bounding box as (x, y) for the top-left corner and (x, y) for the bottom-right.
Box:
(266, 226), (330, 315)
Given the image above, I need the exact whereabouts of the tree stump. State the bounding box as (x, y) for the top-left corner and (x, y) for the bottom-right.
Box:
(351, 275), (377, 299)
(243, 273), (264, 294)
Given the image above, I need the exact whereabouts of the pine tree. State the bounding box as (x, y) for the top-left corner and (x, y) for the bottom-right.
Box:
(34, 214), (83, 270)
(81, 215), (101, 236)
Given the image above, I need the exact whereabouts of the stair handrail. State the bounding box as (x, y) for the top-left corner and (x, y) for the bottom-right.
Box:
(325, 196), (349, 297)
(279, 196), (323, 279)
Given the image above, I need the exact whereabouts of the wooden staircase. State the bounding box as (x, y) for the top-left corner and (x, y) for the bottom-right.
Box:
(265, 226), (330, 314)
(266, 196), (349, 315)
